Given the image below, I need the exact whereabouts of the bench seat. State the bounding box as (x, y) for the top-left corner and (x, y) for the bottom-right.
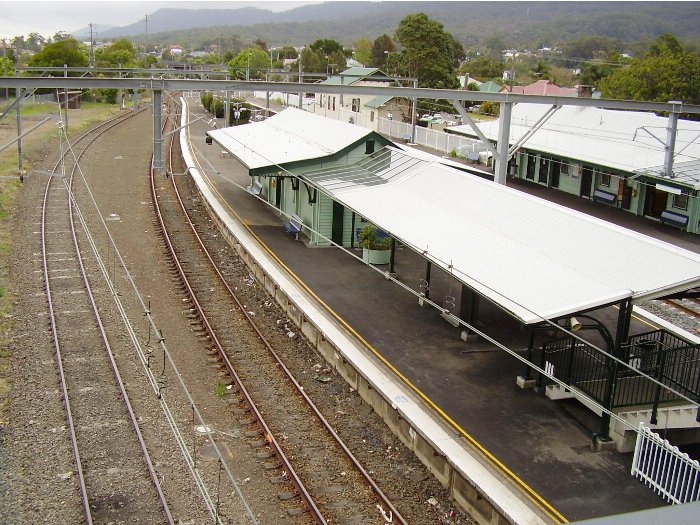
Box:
(660, 210), (689, 229)
(592, 189), (616, 204)
(283, 214), (304, 239)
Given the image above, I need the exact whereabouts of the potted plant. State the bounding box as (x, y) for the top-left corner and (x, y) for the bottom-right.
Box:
(358, 225), (391, 265)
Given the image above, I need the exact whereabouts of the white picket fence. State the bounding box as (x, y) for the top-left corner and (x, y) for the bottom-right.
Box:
(631, 422), (700, 504)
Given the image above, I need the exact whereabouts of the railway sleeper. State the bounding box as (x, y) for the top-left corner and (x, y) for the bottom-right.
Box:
(277, 491), (298, 501)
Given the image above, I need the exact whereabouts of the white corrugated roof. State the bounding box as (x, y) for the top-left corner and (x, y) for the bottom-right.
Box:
(207, 107), (373, 169)
(450, 104), (700, 188)
(304, 147), (700, 324)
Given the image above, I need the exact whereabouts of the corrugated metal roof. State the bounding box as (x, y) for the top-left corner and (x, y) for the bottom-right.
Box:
(303, 147), (700, 324)
(364, 95), (393, 109)
(449, 104), (700, 188)
(320, 67), (382, 85)
(207, 107), (373, 169)
(479, 81), (503, 93)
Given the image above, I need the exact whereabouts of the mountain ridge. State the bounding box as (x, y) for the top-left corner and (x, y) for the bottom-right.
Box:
(90, 2), (700, 46)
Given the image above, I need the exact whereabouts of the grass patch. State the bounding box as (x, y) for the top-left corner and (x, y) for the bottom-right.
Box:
(214, 382), (229, 398)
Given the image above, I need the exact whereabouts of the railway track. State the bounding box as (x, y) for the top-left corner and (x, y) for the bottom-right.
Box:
(40, 108), (174, 524)
(154, 98), (409, 524)
(662, 298), (700, 325)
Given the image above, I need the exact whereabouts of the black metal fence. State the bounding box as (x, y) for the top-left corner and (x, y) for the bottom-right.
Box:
(539, 329), (700, 410)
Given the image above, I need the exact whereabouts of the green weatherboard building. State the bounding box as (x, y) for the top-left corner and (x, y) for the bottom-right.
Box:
(448, 104), (700, 234)
(207, 107), (394, 246)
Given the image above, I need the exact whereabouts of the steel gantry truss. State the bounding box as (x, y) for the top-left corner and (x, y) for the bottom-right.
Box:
(1, 73), (699, 181)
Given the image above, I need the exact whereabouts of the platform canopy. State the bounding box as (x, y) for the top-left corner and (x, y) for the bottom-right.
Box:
(302, 147), (700, 325)
(207, 107), (373, 170)
(449, 104), (700, 189)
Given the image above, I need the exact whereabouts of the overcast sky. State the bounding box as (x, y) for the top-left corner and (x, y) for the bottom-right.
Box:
(0, 0), (320, 38)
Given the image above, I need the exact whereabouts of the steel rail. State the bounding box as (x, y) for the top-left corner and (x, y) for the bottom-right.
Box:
(663, 299), (700, 321)
(63, 108), (175, 524)
(41, 107), (173, 524)
(166, 99), (409, 524)
(150, 99), (258, 525)
(156, 101), (326, 524)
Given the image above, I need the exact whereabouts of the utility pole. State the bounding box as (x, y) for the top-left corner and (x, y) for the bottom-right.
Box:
(664, 102), (681, 178)
(63, 63), (68, 132)
(89, 23), (94, 66)
(144, 14), (148, 55)
(16, 87), (23, 176)
(297, 58), (302, 109)
(2, 39), (8, 101)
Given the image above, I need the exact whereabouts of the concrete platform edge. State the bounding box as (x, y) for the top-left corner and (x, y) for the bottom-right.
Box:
(180, 99), (551, 525)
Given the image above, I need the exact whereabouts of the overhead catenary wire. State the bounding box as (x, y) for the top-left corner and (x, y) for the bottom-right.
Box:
(60, 105), (259, 525)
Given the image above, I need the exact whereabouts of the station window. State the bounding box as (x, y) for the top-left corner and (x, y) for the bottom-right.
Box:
(560, 162), (569, 176)
(600, 173), (611, 187)
(672, 193), (689, 211)
(351, 98), (360, 112)
(370, 111), (375, 122)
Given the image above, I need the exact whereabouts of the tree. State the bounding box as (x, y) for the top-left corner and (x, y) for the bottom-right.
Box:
(0, 56), (14, 77)
(393, 13), (459, 89)
(95, 38), (137, 67)
(459, 56), (505, 81)
(25, 33), (46, 53)
(52, 31), (71, 42)
(299, 48), (323, 73)
(309, 39), (343, 57)
(326, 50), (346, 73)
(353, 37), (373, 66)
(279, 46), (298, 59)
(599, 34), (700, 114)
(371, 34), (394, 67)
(28, 38), (87, 70)
(254, 39), (268, 51)
(561, 35), (624, 61)
(228, 47), (270, 79)
(482, 33), (506, 59)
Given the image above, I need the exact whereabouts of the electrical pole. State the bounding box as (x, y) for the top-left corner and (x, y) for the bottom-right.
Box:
(144, 14), (148, 55)
(16, 87), (23, 177)
(89, 23), (94, 66)
(63, 63), (68, 132)
(298, 58), (302, 109)
(2, 39), (7, 101)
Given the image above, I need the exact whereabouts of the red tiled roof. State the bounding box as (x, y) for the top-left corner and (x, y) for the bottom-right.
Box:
(502, 80), (576, 96)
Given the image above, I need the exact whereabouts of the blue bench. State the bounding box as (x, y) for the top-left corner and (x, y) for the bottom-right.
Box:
(246, 181), (262, 195)
(592, 189), (616, 204)
(283, 214), (304, 240)
(660, 210), (689, 229)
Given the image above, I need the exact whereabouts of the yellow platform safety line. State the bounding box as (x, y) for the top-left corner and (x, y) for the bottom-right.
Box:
(188, 133), (568, 524)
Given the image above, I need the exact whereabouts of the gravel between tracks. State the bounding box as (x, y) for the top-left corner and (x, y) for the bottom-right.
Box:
(1, 106), (471, 524)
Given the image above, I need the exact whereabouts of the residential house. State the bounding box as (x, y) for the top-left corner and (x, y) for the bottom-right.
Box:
(312, 67), (395, 124)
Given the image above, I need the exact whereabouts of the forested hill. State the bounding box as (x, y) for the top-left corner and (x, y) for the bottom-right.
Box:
(96, 1), (699, 46)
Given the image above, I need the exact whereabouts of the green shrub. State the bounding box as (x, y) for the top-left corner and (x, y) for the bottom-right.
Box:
(200, 91), (213, 110)
(358, 225), (390, 250)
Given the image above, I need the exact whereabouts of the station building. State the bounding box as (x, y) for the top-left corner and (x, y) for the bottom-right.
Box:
(448, 104), (700, 234)
(206, 107), (394, 246)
